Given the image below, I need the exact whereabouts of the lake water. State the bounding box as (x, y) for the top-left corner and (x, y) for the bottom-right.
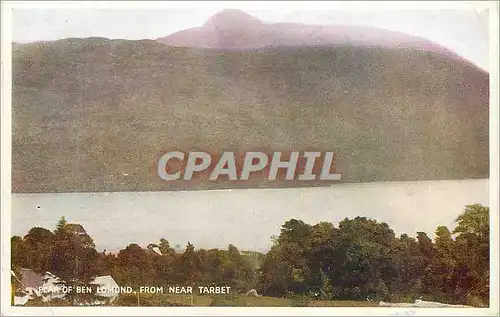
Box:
(11, 179), (489, 253)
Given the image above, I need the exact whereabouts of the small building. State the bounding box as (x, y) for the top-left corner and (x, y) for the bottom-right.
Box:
(90, 275), (120, 303)
(40, 272), (67, 301)
(13, 268), (66, 305)
(13, 269), (120, 306)
(13, 268), (42, 305)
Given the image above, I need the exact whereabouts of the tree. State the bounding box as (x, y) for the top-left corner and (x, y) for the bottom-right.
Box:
(23, 227), (55, 273)
(116, 243), (153, 287)
(51, 217), (99, 283)
(454, 204), (489, 240)
(225, 244), (255, 291)
(429, 226), (457, 302)
(11, 236), (28, 270)
(328, 217), (396, 301)
(259, 244), (294, 297)
(159, 238), (176, 257)
(452, 204), (489, 305)
(306, 222), (338, 299)
(388, 234), (423, 301)
(179, 242), (199, 285)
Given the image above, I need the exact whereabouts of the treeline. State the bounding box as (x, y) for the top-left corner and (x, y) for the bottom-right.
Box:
(259, 204), (489, 307)
(11, 217), (260, 294)
(11, 204), (489, 306)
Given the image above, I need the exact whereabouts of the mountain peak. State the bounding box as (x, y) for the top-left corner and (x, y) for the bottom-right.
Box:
(204, 9), (262, 29)
(158, 10), (462, 60)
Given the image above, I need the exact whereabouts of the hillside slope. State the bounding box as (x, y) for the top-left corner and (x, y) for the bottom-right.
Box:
(12, 38), (489, 193)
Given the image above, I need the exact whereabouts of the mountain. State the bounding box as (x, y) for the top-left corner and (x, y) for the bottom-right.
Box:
(11, 37), (488, 193)
(156, 9), (460, 60)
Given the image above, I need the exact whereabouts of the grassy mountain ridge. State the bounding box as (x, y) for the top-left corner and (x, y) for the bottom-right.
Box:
(12, 38), (489, 193)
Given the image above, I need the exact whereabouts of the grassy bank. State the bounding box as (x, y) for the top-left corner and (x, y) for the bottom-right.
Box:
(112, 293), (379, 307)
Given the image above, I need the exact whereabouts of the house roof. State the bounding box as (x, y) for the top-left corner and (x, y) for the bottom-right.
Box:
(66, 223), (86, 235)
(19, 268), (44, 289)
(90, 275), (119, 288)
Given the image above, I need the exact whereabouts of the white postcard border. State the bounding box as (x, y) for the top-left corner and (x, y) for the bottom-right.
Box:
(1, 1), (499, 316)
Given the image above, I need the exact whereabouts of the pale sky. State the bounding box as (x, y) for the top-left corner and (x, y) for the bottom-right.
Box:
(12, 8), (490, 71)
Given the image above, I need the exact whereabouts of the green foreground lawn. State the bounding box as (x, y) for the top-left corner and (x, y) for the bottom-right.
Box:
(113, 293), (379, 307)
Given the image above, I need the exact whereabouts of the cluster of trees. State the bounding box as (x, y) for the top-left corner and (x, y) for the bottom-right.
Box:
(12, 218), (100, 284)
(259, 204), (490, 306)
(11, 204), (489, 306)
(11, 217), (261, 294)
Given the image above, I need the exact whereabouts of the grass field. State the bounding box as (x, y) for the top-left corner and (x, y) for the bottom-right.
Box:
(113, 293), (379, 307)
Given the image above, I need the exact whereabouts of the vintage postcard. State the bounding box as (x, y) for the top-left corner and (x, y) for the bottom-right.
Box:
(1, 1), (498, 316)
